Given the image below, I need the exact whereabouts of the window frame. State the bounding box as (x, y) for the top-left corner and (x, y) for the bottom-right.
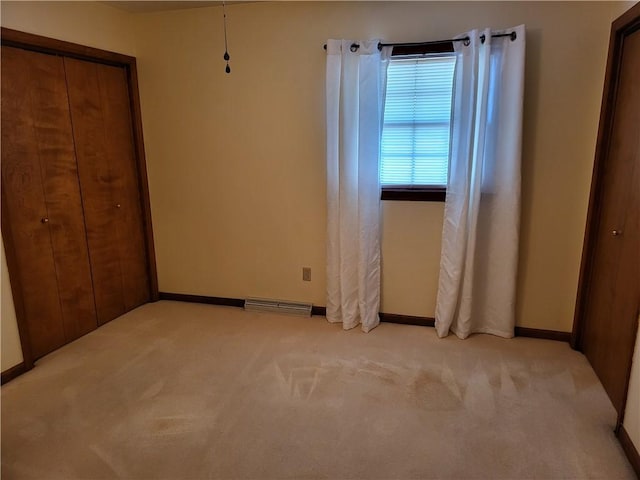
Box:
(381, 41), (454, 202)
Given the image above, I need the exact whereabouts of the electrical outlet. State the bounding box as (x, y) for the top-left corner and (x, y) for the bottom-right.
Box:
(302, 267), (311, 282)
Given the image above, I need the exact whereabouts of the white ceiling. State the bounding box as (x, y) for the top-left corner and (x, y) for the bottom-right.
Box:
(104, 1), (250, 14)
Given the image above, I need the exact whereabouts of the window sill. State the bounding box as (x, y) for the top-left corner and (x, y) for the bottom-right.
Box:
(381, 187), (446, 202)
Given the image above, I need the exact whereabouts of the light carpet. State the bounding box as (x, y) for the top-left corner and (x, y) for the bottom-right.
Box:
(1, 301), (635, 479)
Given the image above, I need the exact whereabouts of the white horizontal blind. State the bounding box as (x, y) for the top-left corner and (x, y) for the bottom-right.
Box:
(381, 55), (456, 186)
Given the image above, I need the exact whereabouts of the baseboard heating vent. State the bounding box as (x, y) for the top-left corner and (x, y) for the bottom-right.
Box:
(244, 298), (312, 317)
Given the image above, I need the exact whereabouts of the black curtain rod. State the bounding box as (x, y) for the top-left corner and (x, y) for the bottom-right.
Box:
(323, 31), (516, 51)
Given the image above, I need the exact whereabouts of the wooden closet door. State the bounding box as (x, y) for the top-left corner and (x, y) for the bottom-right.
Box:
(575, 5), (640, 417)
(64, 57), (150, 325)
(581, 31), (640, 411)
(1, 47), (97, 358)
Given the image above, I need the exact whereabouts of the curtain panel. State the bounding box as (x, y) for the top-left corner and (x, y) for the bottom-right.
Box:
(325, 39), (391, 332)
(435, 25), (526, 339)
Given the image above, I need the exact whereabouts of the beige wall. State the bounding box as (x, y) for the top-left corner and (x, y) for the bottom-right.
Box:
(1, 238), (23, 371)
(0, 1), (633, 371)
(624, 325), (640, 452)
(133, 1), (628, 329)
(0, 1), (136, 55)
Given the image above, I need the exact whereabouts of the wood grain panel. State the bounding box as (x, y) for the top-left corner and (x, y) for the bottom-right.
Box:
(2, 29), (157, 369)
(581, 26), (640, 414)
(2, 27), (159, 306)
(2, 47), (68, 357)
(64, 57), (150, 323)
(95, 63), (150, 311)
(126, 61), (159, 302)
(64, 57), (126, 325)
(31, 57), (98, 342)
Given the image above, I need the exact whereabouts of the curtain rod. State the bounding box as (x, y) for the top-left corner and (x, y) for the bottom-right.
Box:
(323, 31), (516, 51)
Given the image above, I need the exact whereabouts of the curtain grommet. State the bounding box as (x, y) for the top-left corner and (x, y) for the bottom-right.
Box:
(350, 43), (359, 52)
(463, 37), (470, 46)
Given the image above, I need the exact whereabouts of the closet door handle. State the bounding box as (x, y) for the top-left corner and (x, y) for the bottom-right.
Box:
(116, 204), (121, 209)
(612, 230), (622, 236)
(41, 217), (49, 224)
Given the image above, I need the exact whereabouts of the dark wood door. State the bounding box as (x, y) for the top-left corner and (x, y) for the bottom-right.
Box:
(574, 5), (640, 419)
(64, 58), (150, 325)
(1, 46), (97, 359)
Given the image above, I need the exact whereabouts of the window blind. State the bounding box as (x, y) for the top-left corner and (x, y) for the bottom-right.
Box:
(381, 55), (456, 187)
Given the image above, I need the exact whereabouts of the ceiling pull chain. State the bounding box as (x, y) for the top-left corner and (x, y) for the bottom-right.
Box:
(222, 1), (231, 73)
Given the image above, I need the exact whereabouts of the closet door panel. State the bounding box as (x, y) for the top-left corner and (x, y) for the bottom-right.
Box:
(33, 63), (99, 343)
(579, 25), (640, 413)
(64, 57), (150, 323)
(95, 63), (150, 311)
(1, 47), (96, 357)
(64, 58), (126, 325)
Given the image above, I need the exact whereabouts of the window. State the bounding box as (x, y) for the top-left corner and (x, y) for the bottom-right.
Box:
(381, 47), (456, 201)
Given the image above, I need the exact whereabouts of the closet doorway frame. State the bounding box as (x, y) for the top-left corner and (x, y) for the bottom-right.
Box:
(571, 3), (640, 430)
(1, 28), (159, 372)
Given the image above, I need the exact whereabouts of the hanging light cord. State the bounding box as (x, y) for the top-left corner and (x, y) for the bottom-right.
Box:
(222, 1), (231, 73)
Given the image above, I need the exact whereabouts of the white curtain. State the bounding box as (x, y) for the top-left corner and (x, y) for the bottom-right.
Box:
(435, 25), (526, 339)
(325, 39), (391, 333)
